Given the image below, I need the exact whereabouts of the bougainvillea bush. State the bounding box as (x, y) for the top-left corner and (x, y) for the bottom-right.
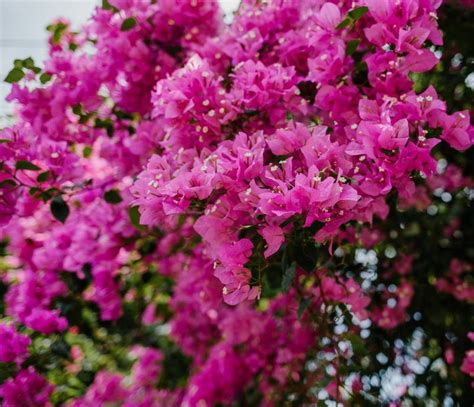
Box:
(0, 0), (473, 405)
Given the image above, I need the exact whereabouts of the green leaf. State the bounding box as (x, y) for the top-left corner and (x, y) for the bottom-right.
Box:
(0, 139), (11, 143)
(72, 104), (92, 124)
(4, 68), (24, 83)
(102, 0), (118, 11)
(113, 108), (134, 120)
(23, 57), (35, 69)
(0, 179), (17, 188)
(121, 17), (137, 31)
(22, 58), (40, 73)
(40, 73), (52, 84)
(83, 146), (93, 158)
(281, 243), (288, 272)
(346, 333), (368, 355)
(10, 58), (41, 75)
(51, 195), (70, 223)
(282, 262), (296, 292)
(336, 18), (351, 30)
(346, 39), (361, 56)
(36, 171), (50, 182)
(337, 7), (368, 30)
(48, 22), (68, 44)
(104, 189), (123, 204)
(29, 187), (41, 196)
(297, 297), (311, 319)
(0, 362), (17, 384)
(264, 263), (284, 292)
(72, 104), (84, 116)
(94, 118), (114, 138)
(15, 160), (41, 171)
(349, 6), (369, 20)
(39, 187), (58, 202)
(138, 239), (157, 256)
(295, 244), (317, 272)
(51, 338), (71, 359)
(129, 206), (142, 228)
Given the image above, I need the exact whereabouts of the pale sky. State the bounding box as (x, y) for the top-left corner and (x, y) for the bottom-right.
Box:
(0, 0), (241, 116)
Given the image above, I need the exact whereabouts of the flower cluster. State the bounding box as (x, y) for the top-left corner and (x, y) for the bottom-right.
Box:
(0, 323), (30, 366)
(0, 0), (473, 405)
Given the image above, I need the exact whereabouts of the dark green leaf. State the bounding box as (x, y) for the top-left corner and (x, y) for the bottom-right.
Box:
(0, 179), (16, 188)
(104, 189), (123, 204)
(72, 104), (84, 116)
(281, 243), (288, 273)
(0, 139), (11, 143)
(336, 18), (351, 30)
(295, 244), (317, 272)
(282, 262), (296, 292)
(72, 104), (92, 124)
(15, 160), (41, 171)
(40, 73), (52, 84)
(51, 195), (70, 223)
(129, 206), (142, 228)
(29, 187), (41, 196)
(349, 6), (369, 20)
(265, 263), (284, 291)
(4, 68), (24, 83)
(102, 0), (118, 11)
(0, 362), (17, 384)
(121, 17), (137, 31)
(51, 338), (71, 359)
(77, 370), (95, 386)
(48, 22), (68, 44)
(346, 333), (368, 355)
(39, 188), (58, 202)
(138, 239), (157, 256)
(37, 171), (50, 182)
(157, 346), (191, 390)
(94, 118), (114, 138)
(23, 57), (35, 69)
(113, 108), (134, 120)
(83, 146), (93, 158)
(298, 297), (311, 319)
(346, 39), (361, 56)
